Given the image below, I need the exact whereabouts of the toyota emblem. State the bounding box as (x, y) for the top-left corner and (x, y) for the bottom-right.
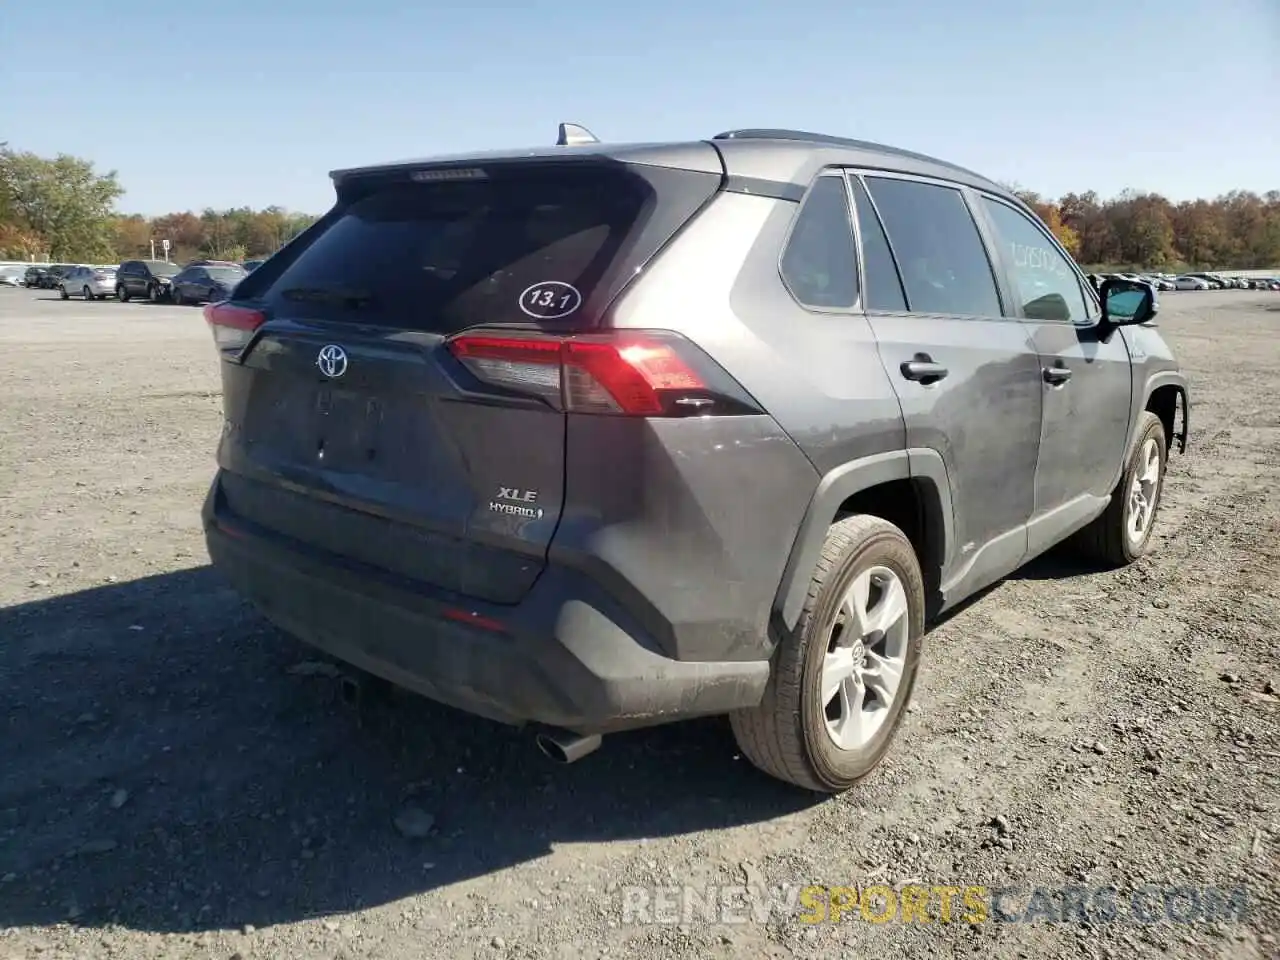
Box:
(317, 344), (348, 378)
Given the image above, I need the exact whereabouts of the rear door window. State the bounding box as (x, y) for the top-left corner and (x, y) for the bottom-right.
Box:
(849, 176), (907, 312)
(864, 176), (1003, 318)
(242, 161), (720, 334)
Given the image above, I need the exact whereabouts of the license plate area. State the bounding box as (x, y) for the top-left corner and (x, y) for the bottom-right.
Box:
(314, 385), (386, 469)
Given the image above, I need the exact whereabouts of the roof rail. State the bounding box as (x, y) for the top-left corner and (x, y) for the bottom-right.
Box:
(711, 128), (987, 181)
(557, 122), (599, 146)
(713, 128), (845, 143)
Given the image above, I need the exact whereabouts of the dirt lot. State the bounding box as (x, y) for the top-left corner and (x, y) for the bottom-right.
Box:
(0, 287), (1276, 960)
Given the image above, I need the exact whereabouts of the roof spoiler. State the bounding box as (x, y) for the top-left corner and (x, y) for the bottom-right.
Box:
(556, 122), (599, 146)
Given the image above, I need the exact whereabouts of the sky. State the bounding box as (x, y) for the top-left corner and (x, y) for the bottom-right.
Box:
(3, 0), (1277, 217)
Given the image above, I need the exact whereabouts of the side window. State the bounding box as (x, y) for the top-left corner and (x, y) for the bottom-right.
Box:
(980, 197), (1091, 324)
(779, 175), (859, 310)
(864, 176), (1002, 317)
(849, 176), (907, 312)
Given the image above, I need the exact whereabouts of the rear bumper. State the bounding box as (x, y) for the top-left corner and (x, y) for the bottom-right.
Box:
(202, 475), (770, 734)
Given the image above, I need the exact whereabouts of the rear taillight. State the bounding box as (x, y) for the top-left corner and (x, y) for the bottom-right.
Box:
(204, 302), (266, 354)
(446, 331), (760, 417)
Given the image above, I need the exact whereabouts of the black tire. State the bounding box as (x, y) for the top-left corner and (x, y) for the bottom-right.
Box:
(149, 283), (162, 303)
(59, 285), (69, 300)
(729, 514), (925, 793)
(117, 285), (129, 302)
(172, 287), (183, 305)
(1073, 411), (1167, 567)
(82, 285), (93, 301)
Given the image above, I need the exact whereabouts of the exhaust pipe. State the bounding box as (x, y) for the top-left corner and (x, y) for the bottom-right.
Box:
(535, 728), (603, 764)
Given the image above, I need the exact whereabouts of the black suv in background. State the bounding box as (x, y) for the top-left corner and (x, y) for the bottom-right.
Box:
(39, 265), (74, 289)
(23, 266), (49, 288)
(116, 260), (181, 302)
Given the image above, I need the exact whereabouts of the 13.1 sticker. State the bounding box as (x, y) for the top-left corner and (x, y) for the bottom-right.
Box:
(519, 281), (582, 319)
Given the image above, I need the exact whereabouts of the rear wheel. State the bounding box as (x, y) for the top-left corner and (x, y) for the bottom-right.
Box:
(117, 285), (129, 302)
(82, 285), (93, 301)
(1074, 412), (1167, 567)
(730, 515), (925, 793)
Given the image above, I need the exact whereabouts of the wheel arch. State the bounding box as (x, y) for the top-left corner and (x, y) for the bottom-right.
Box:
(1144, 375), (1189, 455)
(772, 449), (953, 634)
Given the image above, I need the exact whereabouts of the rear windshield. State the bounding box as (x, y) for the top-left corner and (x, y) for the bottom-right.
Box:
(241, 161), (721, 334)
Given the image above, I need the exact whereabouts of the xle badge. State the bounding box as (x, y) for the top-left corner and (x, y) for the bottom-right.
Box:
(489, 486), (543, 519)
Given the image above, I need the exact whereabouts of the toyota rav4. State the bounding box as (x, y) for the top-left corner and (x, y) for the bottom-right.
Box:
(201, 125), (1190, 792)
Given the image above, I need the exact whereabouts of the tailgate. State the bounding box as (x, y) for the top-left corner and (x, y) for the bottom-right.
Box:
(212, 151), (724, 604)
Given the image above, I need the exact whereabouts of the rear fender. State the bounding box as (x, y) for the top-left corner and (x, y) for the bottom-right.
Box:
(771, 448), (953, 634)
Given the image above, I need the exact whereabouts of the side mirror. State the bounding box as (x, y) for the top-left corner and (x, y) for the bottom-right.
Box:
(1099, 278), (1157, 326)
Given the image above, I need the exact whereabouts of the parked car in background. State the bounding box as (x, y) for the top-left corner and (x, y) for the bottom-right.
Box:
(116, 259), (181, 302)
(171, 264), (246, 305)
(1183, 273), (1222, 289)
(22, 266), (49, 288)
(242, 259), (266, 272)
(59, 265), (117, 300)
(1173, 275), (1210, 290)
(0, 266), (24, 287)
(42, 264), (75, 289)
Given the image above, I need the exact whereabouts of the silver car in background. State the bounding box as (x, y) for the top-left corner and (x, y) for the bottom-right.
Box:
(59, 265), (117, 300)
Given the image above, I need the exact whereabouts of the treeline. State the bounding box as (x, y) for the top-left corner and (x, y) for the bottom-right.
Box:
(2, 143), (1277, 270)
(0, 144), (317, 264)
(111, 208), (318, 266)
(1009, 187), (1280, 271)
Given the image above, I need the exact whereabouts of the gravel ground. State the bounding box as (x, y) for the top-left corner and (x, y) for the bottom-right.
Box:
(0, 286), (1276, 960)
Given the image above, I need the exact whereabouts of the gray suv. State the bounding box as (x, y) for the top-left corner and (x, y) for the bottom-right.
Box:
(201, 125), (1190, 793)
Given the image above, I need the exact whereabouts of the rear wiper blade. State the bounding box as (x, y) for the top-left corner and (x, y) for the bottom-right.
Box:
(280, 285), (376, 307)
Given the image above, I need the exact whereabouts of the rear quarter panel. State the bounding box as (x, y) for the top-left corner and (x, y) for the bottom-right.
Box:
(585, 191), (905, 661)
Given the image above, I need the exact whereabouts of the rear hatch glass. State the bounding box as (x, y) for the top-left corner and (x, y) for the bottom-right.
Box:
(238, 159), (721, 332)
(215, 156), (722, 604)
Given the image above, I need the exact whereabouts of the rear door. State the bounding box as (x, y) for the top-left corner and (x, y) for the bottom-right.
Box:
(850, 172), (1044, 595)
(213, 154), (723, 604)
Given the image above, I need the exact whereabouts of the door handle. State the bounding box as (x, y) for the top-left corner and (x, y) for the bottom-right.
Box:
(1043, 364), (1073, 385)
(900, 356), (949, 384)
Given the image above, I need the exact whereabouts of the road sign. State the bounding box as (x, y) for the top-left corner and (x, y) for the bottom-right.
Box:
(161, 239), (170, 252)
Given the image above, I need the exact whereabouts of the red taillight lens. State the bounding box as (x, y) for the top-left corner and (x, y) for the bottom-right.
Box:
(565, 340), (703, 415)
(446, 332), (712, 416)
(204, 303), (266, 353)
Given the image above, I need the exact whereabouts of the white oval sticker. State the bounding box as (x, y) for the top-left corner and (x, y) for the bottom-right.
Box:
(519, 281), (582, 319)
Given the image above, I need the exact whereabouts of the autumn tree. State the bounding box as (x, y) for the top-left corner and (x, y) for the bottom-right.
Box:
(0, 147), (123, 261)
(110, 214), (153, 258)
